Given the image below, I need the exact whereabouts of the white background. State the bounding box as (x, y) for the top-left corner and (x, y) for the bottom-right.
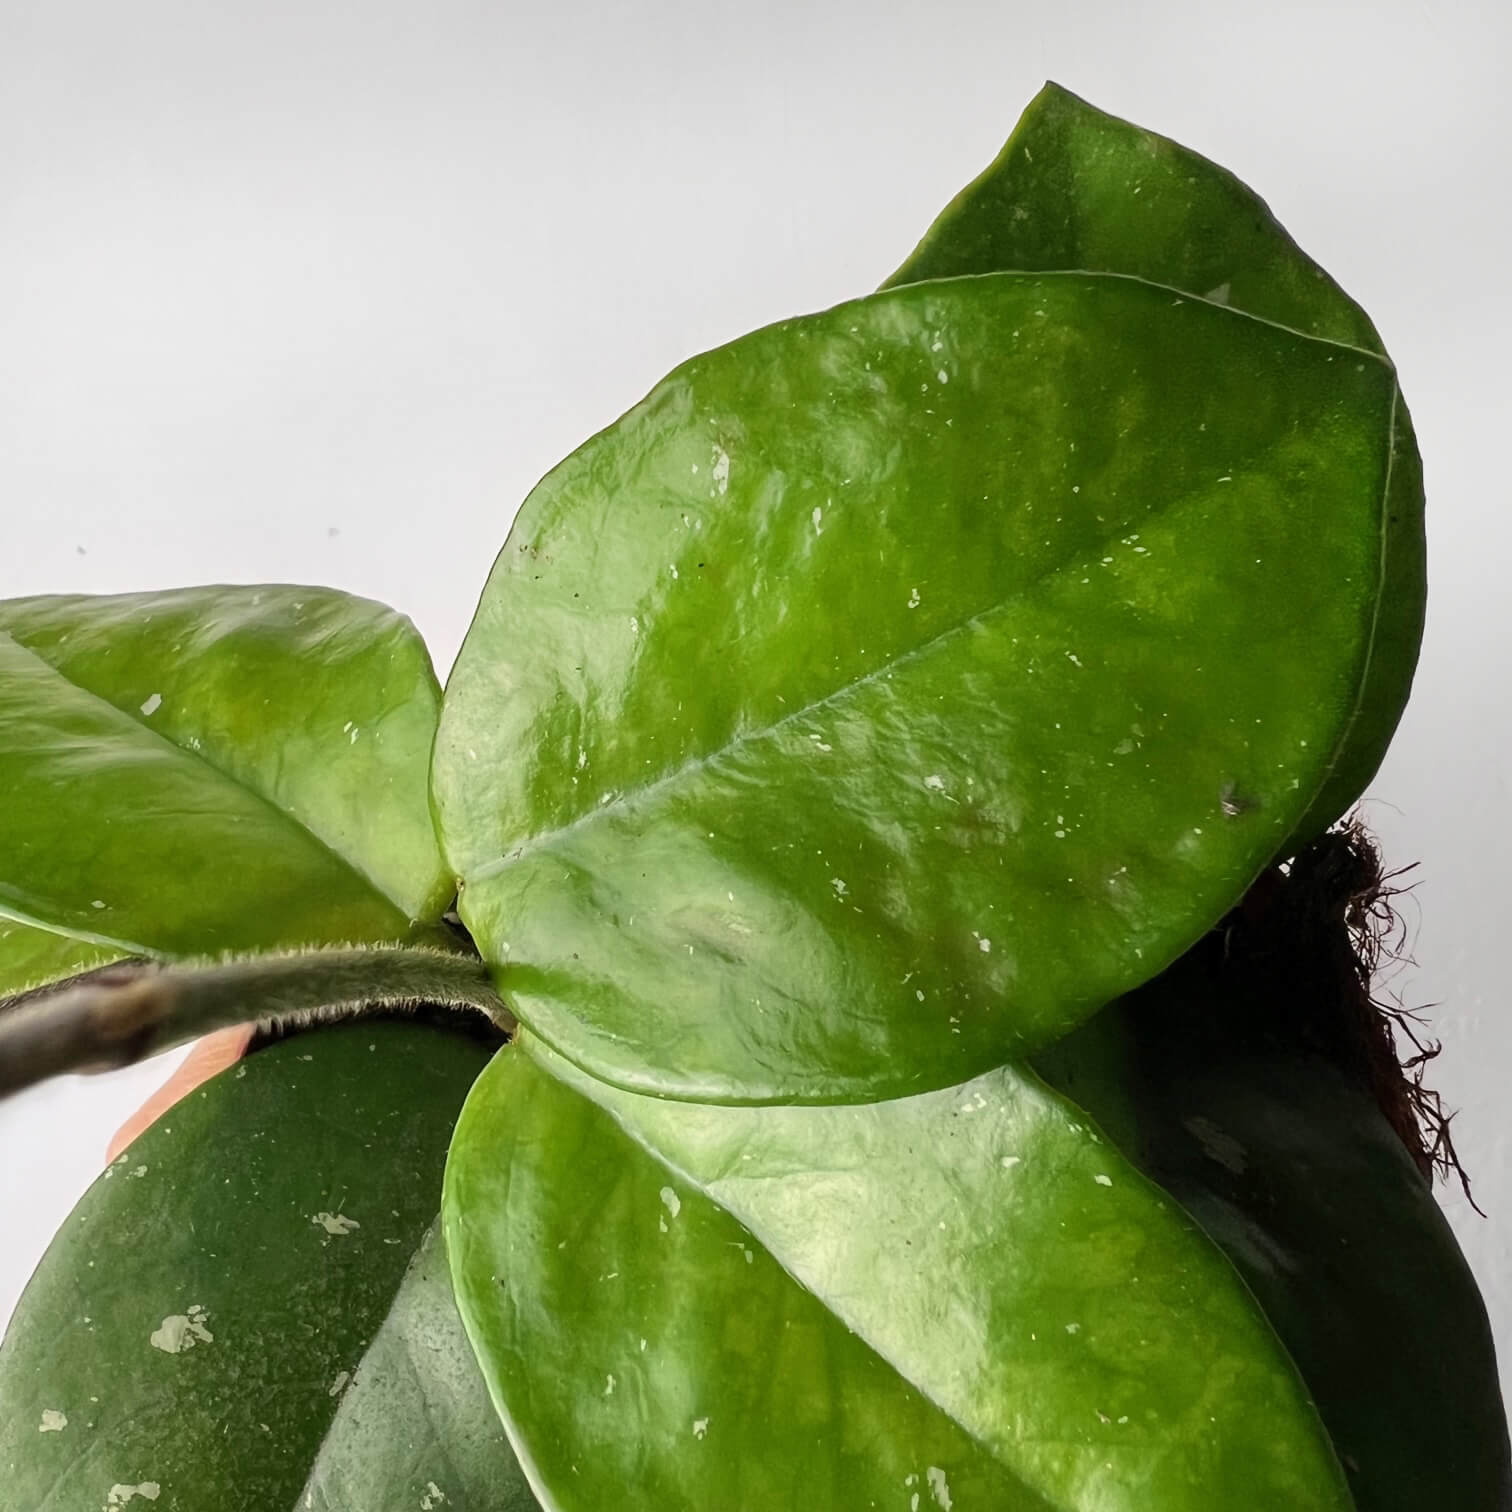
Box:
(3, 0), (1510, 1399)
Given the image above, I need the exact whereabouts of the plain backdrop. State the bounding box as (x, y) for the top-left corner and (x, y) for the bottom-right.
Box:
(2, 0), (1510, 1399)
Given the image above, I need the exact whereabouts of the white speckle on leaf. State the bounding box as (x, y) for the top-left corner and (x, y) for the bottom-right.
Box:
(329, 1370), (351, 1396)
(604, 1374), (616, 1396)
(924, 774), (947, 792)
(420, 1483), (447, 1510)
(1065, 1322), (1081, 1335)
(39, 1409), (67, 1433)
(927, 1466), (953, 1509)
(629, 616), (639, 635)
(907, 586), (921, 609)
(1094, 1174), (1113, 1187)
(131, 1165), (147, 1179)
(150, 1304), (213, 1354)
(976, 935), (992, 954)
(831, 877), (848, 898)
(91, 900), (107, 910)
(659, 1187), (681, 1220)
(711, 446), (730, 495)
(692, 1417), (710, 1440)
(1000, 1155), (1021, 1169)
(139, 693), (162, 717)
(811, 505), (823, 534)
(312, 1211), (361, 1237)
(936, 368), (949, 384)
(104, 1485), (161, 1509)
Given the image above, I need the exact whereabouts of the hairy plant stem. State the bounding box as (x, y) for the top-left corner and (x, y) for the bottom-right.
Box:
(0, 946), (514, 1099)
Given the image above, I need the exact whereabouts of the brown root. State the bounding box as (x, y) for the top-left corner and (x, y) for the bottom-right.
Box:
(1225, 815), (1480, 1212)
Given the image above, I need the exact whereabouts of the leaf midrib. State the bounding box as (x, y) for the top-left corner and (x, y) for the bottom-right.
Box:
(470, 320), (1392, 887)
(0, 898), (152, 958)
(543, 1038), (1071, 1512)
(0, 630), (416, 928)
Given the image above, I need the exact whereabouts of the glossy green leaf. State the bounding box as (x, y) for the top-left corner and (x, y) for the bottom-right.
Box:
(444, 1035), (1353, 1511)
(1034, 937), (1512, 1511)
(885, 81), (1426, 849)
(0, 584), (454, 1001)
(0, 1018), (535, 1512)
(436, 270), (1397, 1102)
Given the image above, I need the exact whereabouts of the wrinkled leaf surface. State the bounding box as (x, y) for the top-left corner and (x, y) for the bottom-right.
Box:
(444, 1036), (1353, 1511)
(436, 272), (1396, 1102)
(886, 80), (1425, 848)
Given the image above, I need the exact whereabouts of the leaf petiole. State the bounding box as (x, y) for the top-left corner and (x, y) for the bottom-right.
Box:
(0, 945), (514, 1098)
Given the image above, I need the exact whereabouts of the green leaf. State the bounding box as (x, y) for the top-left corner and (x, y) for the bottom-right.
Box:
(0, 1018), (535, 1512)
(1034, 938), (1512, 1511)
(444, 1036), (1354, 1512)
(0, 923), (121, 1003)
(436, 270), (1398, 1102)
(885, 81), (1426, 849)
(298, 1216), (539, 1512)
(0, 585), (454, 1001)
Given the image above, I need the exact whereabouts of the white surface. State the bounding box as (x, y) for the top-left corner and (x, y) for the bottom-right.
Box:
(2, 0), (1510, 1393)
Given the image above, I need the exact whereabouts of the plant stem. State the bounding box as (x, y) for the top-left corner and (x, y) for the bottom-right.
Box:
(0, 947), (514, 1099)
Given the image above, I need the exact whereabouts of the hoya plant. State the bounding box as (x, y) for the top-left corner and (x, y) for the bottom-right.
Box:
(0, 84), (1505, 1511)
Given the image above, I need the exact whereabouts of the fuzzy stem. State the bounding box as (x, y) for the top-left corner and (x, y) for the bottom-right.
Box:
(0, 946), (514, 1099)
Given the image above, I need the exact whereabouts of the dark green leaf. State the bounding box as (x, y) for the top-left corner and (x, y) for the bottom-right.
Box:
(1034, 939), (1512, 1511)
(299, 1216), (539, 1512)
(885, 81), (1425, 849)
(444, 1036), (1353, 1511)
(436, 271), (1397, 1102)
(0, 1018), (534, 1512)
(0, 585), (454, 1002)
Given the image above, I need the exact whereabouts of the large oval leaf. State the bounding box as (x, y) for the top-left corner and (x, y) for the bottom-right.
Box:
(0, 585), (454, 1002)
(435, 270), (1398, 1102)
(0, 1017), (534, 1512)
(885, 81), (1426, 850)
(444, 1035), (1353, 1511)
(1034, 933), (1512, 1510)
